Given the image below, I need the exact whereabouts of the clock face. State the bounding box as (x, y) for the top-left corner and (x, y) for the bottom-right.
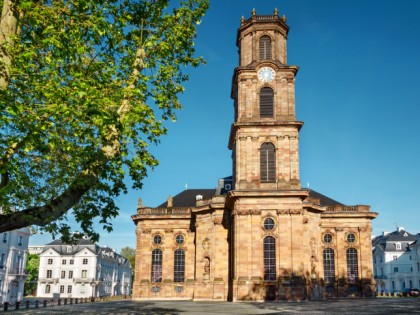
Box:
(257, 67), (275, 82)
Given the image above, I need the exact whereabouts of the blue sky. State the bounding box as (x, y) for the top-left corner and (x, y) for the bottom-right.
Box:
(31, 0), (420, 252)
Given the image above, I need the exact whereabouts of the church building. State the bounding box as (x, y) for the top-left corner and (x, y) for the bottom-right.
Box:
(132, 9), (378, 301)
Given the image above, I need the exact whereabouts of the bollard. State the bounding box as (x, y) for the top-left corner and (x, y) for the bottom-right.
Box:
(35, 300), (39, 308)
(4, 302), (8, 311)
(15, 302), (20, 310)
(26, 301), (30, 309)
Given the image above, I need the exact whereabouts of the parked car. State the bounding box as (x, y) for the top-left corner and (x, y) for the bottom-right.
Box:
(410, 288), (419, 297)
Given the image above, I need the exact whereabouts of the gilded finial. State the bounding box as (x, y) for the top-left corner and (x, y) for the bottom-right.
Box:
(274, 8), (278, 16)
(252, 8), (256, 16)
(282, 15), (287, 22)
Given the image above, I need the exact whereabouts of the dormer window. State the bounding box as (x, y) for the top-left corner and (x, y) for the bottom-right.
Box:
(396, 243), (401, 250)
(259, 35), (272, 60)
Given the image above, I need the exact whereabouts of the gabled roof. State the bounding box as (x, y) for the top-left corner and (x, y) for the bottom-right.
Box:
(157, 189), (216, 207)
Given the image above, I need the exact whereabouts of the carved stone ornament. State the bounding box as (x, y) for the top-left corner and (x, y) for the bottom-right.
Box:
(334, 227), (344, 232)
(202, 237), (211, 251)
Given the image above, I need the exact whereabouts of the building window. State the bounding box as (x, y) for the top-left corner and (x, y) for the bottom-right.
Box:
(393, 255), (397, 261)
(81, 270), (87, 278)
(0, 253), (5, 268)
(151, 249), (163, 283)
(395, 243), (401, 250)
(410, 255), (412, 260)
(174, 249), (185, 282)
(323, 233), (333, 244)
(69, 270), (73, 279)
(67, 285), (72, 294)
(259, 35), (272, 60)
(260, 87), (274, 118)
(46, 270), (52, 278)
(48, 259), (53, 265)
(417, 262), (420, 271)
(410, 280), (413, 288)
(3, 233), (7, 243)
(18, 236), (22, 246)
(62, 259), (66, 265)
(346, 248), (358, 283)
(260, 142), (276, 183)
(45, 285), (51, 293)
(263, 218), (275, 231)
(70, 259), (74, 265)
(263, 236), (276, 281)
(60, 285), (65, 293)
(394, 267), (398, 272)
(153, 235), (162, 245)
(347, 233), (356, 243)
(323, 248), (335, 284)
(175, 235), (184, 245)
(61, 270), (66, 279)
(83, 258), (88, 264)
(80, 285), (86, 294)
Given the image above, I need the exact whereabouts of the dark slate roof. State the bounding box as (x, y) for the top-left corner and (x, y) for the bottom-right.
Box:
(307, 189), (344, 206)
(157, 189), (217, 208)
(372, 229), (417, 252)
(43, 238), (100, 255)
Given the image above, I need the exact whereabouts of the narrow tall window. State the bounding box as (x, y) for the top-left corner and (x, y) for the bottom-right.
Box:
(151, 249), (163, 283)
(346, 248), (359, 283)
(259, 35), (272, 60)
(45, 285), (51, 293)
(174, 249), (185, 282)
(260, 143), (276, 182)
(46, 270), (52, 278)
(81, 270), (87, 278)
(264, 236), (276, 281)
(260, 87), (274, 118)
(323, 248), (335, 284)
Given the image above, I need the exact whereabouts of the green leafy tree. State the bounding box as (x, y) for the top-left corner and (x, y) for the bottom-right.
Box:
(120, 246), (136, 269)
(0, 0), (209, 241)
(24, 253), (40, 296)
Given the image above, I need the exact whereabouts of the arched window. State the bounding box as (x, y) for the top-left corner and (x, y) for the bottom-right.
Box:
(151, 249), (162, 283)
(346, 248), (359, 283)
(260, 87), (274, 118)
(323, 248), (335, 284)
(174, 249), (185, 282)
(259, 35), (272, 60)
(260, 143), (276, 183)
(264, 236), (276, 281)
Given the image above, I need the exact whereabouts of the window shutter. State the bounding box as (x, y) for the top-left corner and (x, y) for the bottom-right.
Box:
(259, 35), (272, 60)
(260, 87), (274, 118)
(260, 143), (276, 182)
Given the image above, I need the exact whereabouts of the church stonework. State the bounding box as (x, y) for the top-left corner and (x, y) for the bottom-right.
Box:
(132, 9), (378, 302)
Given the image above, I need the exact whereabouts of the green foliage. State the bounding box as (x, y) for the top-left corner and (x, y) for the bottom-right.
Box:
(24, 253), (40, 296)
(120, 246), (136, 268)
(0, 0), (209, 241)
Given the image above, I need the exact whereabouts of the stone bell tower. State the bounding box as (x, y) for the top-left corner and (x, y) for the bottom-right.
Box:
(228, 8), (302, 191)
(227, 9), (314, 301)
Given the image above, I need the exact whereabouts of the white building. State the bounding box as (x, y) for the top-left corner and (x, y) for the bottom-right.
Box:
(37, 239), (132, 298)
(0, 227), (31, 303)
(372, 227), (420, 293)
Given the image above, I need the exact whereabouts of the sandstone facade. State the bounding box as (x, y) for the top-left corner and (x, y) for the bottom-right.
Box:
(132, 10), (377, 301)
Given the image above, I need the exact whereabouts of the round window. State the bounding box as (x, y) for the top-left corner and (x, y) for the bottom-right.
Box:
(153, 235), (162, 245)
(324, 233), (333, 243)
(347, 233), (356, 243)
(176, 234), (184, 245)
(264, 218), (275, 230)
